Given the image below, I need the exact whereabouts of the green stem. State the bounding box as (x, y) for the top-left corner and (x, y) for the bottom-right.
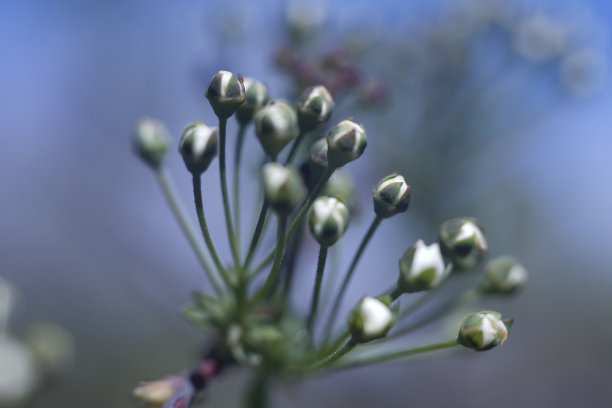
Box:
(243, 201), (269, 273)
(390, 284), (403, 302)
(233, 124), (247, 245)
(245, 370), (269, 408)
(307, 246), (329, 331)
(218, 117), (241, 269)
(335, 339), (460, 369)
(390, 289), (481, 339)
(300, 339), (356, 374)
(252, 167), (335, 274)
(192, 174), (231, 287)
(252, 216), (287, 303)
(285, 131), (306, 164)
(322, 215), (383, 340)
(154, 168), (224, 296)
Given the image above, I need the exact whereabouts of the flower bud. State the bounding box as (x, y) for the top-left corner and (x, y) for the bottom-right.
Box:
(372, 173), (411, 218)
(236, 77), (269, 125)
(326, 119), (367, 168)
(262, 163), (307, 215)
(398, 240), (447, 293)
(458, 311), (509, 351)
(323, 171), (356, 208)
(309, 137), (328, 168)
(21, 323), (74, 378)
(348, 296), (394, 343)
(133, 377), (182, 405)
(133, 118), (170, 168)
(296, 85), (334, 131)
(205, 70), (245, 119)
(439, 218), (488, 270)
(479, 256), (528, 294)
(308, 197), (349, 246)
(0, 336), (37, 405)
(254, 101), (299, 159)
(178, 121), (218, 175)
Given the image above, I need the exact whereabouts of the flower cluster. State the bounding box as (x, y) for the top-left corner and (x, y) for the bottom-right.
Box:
(132, 70), (526, 408)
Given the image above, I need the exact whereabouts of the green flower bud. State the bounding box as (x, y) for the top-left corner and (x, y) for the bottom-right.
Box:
(309, 137), (328, 168)
(323, 171), (356, 208)
(205, 70), (246, 119)
(398, 240), (448, 293)
(254, 101), (299, 159)
(21, 323), (74, 378)
(326, 119), (367, 168)
(439, 218), (488, 270)
(236, 77), (269, 125)
(372, 173), (411, 218)
(348, 296), (394, 343)
(178, 121), (218, 175)
(308, 196), (349, 246)
(479, 256), (528, 294)
(133, 118), (170, 168)
(296, 85), (334, 131)
(262, 163), (307, 215)
(458, 311), (509, 351)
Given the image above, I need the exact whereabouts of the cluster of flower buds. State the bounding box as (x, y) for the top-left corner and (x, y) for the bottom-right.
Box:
(131, 69), (526, 406)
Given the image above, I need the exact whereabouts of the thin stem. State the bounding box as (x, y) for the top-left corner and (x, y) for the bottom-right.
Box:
(307, 246), (329, 331)
(390, 284), (403, 302)
(218, 117), (241, 268)
(154, 168), (223, 296)
(390, 288), (481, 339)
(252, 167), (335, 274)
(192, 174), (231, 287)
(285, 131), (306, 164)
(233, 124), (247, 244)
(243, 201), (269, 272)
(335, 339), (460, 370)
(252, 216), (287, 303)
(322, 215), (383, 341)
(299, 339), (356, 374)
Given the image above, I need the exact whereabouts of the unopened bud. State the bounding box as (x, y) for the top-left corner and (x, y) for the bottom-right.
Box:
(205, 70), (245, 119)
(133, 118), (170, 168)
(479, 256), (528, 294)
(309, 197), (349, 246)
(323, 171), (356, 208)
(262, 163), (307, 215)
(309, 137), (328, 168)
(236, 77), (269, 124)
(326, 119), (366, 168)
(458, 311), (510, 351)
(178, 121), (218, 175)
(21, 323), (74, 378)
(439, 218), (488, 270)
(372, 173), (411, 218)
(254, 101), (299, 160)
(398, 240), (448, 293)
(296, 85), (334, 131)
(348, 296), (394, 343)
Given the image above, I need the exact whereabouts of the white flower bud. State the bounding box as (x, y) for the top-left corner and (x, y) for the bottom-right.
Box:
(296, 85), (334, 131)
(308, 197), (349, 246)
(398, 240), (447, 293)
(205, 70), (246, 118)
(254, 101), (299, 160)
(133, 377), (182, 405)
(178, 121), (219, 175)
(440, 218), (488, 270)
(480, 256), (528, 294)
(133, 117), (170, 168)
(372, 174), (411, 218)
(458, 311), (509, 351)
(236, 77), (269, 124)
(309, 137), (328, 168)
(0, 336), (38, 405)
(326, 119), (367, 168)
(348, 297), (394, 343)
(262, 163), (307, 215)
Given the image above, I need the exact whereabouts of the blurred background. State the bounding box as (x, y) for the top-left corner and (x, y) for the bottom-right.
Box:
(1, 0), (612, 407)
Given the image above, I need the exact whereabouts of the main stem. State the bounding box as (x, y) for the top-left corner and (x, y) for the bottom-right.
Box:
(323, 215), (383, 340)
(218, 117), (241, 269)
(192, 174), (231, 287)
(243, 201), (269, 272)
(232, 124), (247, 244)
(307, 246), (329, 331)
(154, 168), (223, 296)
